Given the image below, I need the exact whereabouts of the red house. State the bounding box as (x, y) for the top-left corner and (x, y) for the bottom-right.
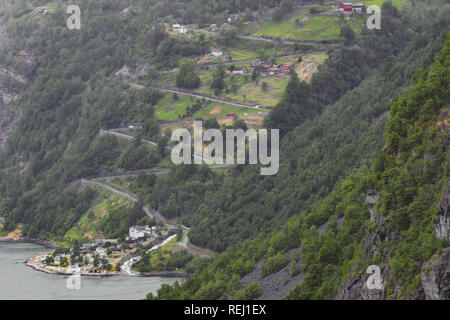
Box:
(339, 3), (353, 12)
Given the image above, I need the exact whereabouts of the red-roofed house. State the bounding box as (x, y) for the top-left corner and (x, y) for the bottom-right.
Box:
(232, 67), (246, 74)
(339, 3), (353, 12)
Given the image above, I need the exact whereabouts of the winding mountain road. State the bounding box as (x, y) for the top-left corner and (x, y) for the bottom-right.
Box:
(128, 82), (272, 110)
(157, 88), (272, 110)
(196, 51), (326, 67)
(79, 179), (169, 224)
(192, 28), (337, 46)
(78, 178), (214, 261)
(100, 128), (231, 164)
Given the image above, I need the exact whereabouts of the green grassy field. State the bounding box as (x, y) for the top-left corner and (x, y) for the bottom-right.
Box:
(225, 75), (289, 107)
(154, 94), (198, 121)
(64, 190), (133, 243)
(154, 92), (258, 121)
(197, 72), (290, 107)
(227, 48), (259, 61)
(192, 103), (261, 118)
(365, 0), (410, 8)
(254, 3), (385, 41)
(255, 13), (344, 41)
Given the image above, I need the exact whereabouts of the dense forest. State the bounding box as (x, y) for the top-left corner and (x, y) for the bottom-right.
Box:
(0, 0), (166, 238)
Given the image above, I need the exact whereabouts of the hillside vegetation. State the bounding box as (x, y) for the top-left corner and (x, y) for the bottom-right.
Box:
(147, 30), (450, 300)
(0, 0), (448, 301)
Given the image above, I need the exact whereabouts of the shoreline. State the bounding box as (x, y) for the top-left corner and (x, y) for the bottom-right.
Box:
(138, 271), (191, 278)
(3, 237), (191, 279)
(25, 255), (118, 277)
(25, 259), (190, 278)
(0, 237), (66, 249)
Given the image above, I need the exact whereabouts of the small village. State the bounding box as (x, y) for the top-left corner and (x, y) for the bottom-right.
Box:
(26, 223), (178, 276)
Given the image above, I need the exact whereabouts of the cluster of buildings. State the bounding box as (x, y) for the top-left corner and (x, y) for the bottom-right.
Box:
(127, 225), (158, 241)
(171, 24), (188, 34)
(231, 61), (293, 76)
(230, 61), (293, 76)
(31, 249), (112, 275)
(81, 239), (118, 250)
(29, 224), (178, 276)
(332, 2), (364, 14)
(31, 255), (81, 274)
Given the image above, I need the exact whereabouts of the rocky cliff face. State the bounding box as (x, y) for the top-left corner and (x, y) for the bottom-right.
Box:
(421, 179), (450, 300)
(0, 7), (30, 148)
(337, 180), (450, 300)
(421, 247), (450, 300)
(434, 179), (450, 242)
(0, 68), (24, 147)
(336, 189), (388, 300)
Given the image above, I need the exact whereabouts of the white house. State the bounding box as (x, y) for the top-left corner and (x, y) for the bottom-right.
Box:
(352, 3), (364, 13)
(128, 226), (153, 241)
(36, 7), (47, 14)
(171, 24), (181, 30)
(211, 48), (224, 57)
(85, 253), (94, 263)
(95, 247), (107, 258)
(232, 67), (246, 75)
(178, 25), (187, 34)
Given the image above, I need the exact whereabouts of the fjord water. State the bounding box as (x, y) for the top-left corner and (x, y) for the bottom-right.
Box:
(0, 242), (182, 299)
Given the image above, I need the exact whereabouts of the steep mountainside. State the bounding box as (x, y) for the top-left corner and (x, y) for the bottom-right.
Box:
(0, 0), (448, 301)
(147, 30), (450, 301)
(0, 3), (31, 147)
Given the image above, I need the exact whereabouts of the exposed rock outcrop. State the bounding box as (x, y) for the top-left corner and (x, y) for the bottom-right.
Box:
(336, 189), (388, 300)
(115, 60), (150, 81)
(365, 189), (380, 222)
(421, 247), (450, 300)
(434, 179), (450, 242)
(240, 247), (303, 300)
(0, 76), (22, 147)
(0, 9), (30, 148)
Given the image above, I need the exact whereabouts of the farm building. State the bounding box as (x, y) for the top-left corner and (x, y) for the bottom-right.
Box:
(232, 67), (246, 74)
(338, 2), (364, 14)
(211, 47), (224, 57)
(339, 3), (353, 12)
(36, 7), (47, 14)
(352, 3), (364, 13)
(178, 25), (187, 34)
